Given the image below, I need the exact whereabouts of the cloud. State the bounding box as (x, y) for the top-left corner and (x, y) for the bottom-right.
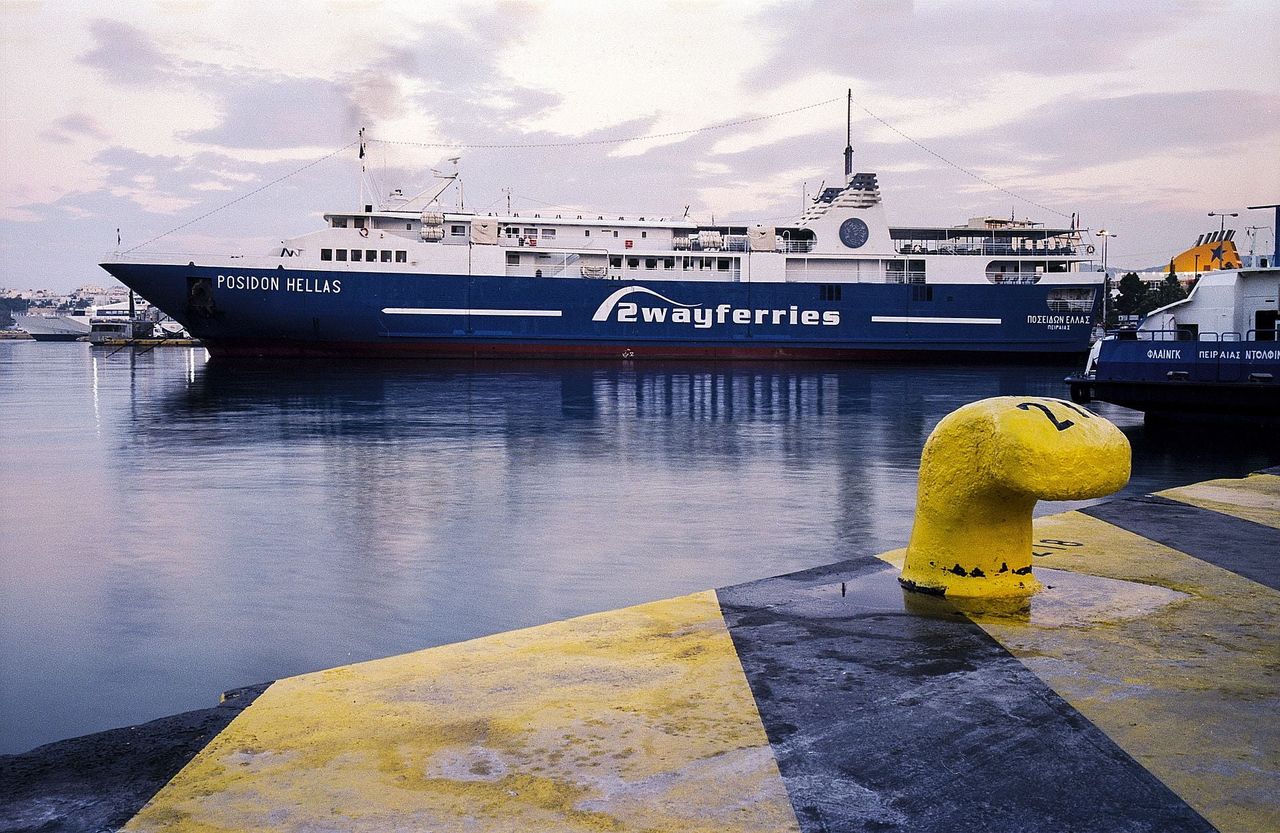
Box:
(1022, 89), (1280, 164)
(751, 0), (1193, 89)
(79, 18), (174, 85)
(182, 73), (359, 150)
(40, 113), (110, 144)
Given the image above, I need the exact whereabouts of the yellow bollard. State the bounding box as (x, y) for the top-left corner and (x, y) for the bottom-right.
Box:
(899, 396), (1130, 598)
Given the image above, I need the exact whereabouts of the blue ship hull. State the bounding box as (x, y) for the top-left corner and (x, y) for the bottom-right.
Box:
(1068, 338), (1280, 419)
(100, 263), (1097, 360)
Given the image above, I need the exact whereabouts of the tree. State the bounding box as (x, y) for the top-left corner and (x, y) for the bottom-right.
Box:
(1114, 272), (1147, 317)
(1145, 271), (1187, 313)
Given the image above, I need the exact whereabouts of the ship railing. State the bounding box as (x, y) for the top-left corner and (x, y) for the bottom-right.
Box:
(886, 270), (928, 284)
(896, 243), (1079, 257)
(506, 252), (582, 278)
(1115, 328), (1278, 342)
(779, 240), (815, 253)
(988, 274), (1042, 284)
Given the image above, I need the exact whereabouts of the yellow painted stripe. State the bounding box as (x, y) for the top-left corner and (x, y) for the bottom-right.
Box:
(125, 590), (798, 832)
(1157, 473), (1280, 529)
(965, 511), (1280, 833)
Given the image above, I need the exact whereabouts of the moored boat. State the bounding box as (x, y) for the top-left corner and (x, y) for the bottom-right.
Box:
(1067, 260), (1280, 421)
(13, 311), (91, 341)
(100, 137), (1104, 361)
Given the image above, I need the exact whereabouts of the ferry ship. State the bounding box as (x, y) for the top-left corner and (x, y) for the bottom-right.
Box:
(1067, 228), (1279, 421)
(100, 144), (1103, 360)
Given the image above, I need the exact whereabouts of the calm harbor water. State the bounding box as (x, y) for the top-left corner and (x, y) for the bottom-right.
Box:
(2, 341), (1277, 755)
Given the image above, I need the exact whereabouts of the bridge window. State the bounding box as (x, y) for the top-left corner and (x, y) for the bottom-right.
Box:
(353, 217), (365, 229)
(331, 218), (348, 228)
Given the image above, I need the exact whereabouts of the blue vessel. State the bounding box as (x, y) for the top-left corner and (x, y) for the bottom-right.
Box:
(101, 149), (1103, 360)
(1068, 263), (1280, 420)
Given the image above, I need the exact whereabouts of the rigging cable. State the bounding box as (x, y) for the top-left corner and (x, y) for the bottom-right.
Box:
(849, 96), (1072, 221)
(123, 141), (359, 254)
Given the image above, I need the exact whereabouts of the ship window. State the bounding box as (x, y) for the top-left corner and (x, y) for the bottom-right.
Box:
(627, 257), (639, 268)
(610, 255), (622, 268)
(451, 225), (465, 236)
(645, 258), (656, 269)
(381, 250), (392, 262)
(351, 250), (362, 261)
(820, 284), (842, 301)
(584, 229), (590, 237)
(366, 249), (377, 261)
(321, 249), (333, 261)
(353, 217), (365, 229)
(664, 258), (674, 269)
(395, 251), (407, 263)
(642, 231), (648, 238)
(523, 228), (538, 236)
(504, 226), (519, 237)
(717, 258), (730, 271)
(336, 249), (348, 261)
(332, 218), (347, 228)
(542, 229), (556, 238)
(613, 230), (619, 237)
(406, 223), (412, 230)
(506, 253), (519, 265)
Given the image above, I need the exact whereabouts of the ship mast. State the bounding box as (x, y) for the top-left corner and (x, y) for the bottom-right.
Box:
(843, 88), (853, 183)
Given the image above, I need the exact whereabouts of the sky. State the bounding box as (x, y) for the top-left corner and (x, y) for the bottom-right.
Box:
(1, 0), (1277, 292)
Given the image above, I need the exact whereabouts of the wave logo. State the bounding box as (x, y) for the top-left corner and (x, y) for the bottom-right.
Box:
(592, 284), (840, 329)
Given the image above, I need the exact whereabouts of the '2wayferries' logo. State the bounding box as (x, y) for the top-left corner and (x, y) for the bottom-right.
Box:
(591, 286), (840, 329)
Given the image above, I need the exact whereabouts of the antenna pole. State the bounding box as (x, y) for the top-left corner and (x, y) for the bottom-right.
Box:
(358, 127), (366, 209)
(843, 89), (853, 181)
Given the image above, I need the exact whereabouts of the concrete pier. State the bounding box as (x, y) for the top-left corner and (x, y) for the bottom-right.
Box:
(2, 468), (1277, 832)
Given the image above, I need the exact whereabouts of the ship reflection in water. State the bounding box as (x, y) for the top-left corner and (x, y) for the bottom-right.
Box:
(1, 344), (1277, 754)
